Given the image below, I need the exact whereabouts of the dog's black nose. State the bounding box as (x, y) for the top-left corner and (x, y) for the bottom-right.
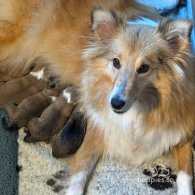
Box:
(111, 96), (125, 110)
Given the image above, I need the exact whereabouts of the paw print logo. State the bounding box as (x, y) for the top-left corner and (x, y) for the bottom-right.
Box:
(142, 164), (177, 191)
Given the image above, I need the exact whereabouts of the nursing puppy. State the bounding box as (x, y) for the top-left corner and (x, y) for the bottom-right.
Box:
(0, 62), (36, 82)
(0, 65), (50, 105)
(5, 87), (61, 128)
(25, 87), (77, 143)
(51, 107), (87, 158)
(0, 71), (14, 82)
(65, 9), (195, 195)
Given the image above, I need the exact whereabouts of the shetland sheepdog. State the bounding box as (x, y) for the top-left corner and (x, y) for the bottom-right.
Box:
(0, 1), (194, 195)
(67, 8), (195, 195)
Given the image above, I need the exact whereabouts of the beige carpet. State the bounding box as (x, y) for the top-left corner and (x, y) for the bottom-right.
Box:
(18, 129), (195, 195)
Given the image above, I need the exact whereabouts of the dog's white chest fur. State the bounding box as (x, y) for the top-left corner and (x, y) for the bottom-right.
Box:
(89, 105), (184, 165)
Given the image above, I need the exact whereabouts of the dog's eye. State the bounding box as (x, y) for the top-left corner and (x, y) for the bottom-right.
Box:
(113, 58), (121, 69)
(137, 64), (150, 74)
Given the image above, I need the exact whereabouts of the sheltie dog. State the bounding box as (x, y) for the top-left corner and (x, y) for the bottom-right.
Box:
(0, 1), (194, 195)
(67, 8), (195, 195)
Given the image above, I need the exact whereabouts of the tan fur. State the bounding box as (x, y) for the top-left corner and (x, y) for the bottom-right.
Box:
(173, 140), (193, 176)
(67, 9), (194, 195)
(0, 0), (160, 80)
(67, 121), (104, 172)
(0, 1), (193, 194)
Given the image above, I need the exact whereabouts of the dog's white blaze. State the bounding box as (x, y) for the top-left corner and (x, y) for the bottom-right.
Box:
(63, 89), (72, 103)
(49, 96), (56, 102)
(176, 171), (193, 195)
(30, 68), (45, 80)
(66, 171), (87, 195)
(173, 63), (185, 79)
(107, 61), (117, 82)
(88, 103), (184, 164)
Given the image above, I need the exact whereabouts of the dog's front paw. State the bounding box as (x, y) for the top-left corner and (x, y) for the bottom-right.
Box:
(66, 171), (87, 195)
(66, 187), (84, 195)
(176, 171), (193, 195)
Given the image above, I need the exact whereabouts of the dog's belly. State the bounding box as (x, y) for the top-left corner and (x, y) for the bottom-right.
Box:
(89, 106), (184, 165)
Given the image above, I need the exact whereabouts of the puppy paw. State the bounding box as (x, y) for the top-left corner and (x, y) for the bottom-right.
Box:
(23, 131), (36, 143)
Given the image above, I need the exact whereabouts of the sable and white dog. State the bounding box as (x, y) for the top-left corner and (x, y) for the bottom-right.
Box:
(66, 9), (195, 195)
(0, 1), (194, 195)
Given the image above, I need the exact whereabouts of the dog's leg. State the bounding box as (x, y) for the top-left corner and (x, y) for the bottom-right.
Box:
(173, 140), (193, 195)
(65, 123), (104, 195)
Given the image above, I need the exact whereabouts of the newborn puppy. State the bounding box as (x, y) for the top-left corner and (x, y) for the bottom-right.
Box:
(51, 107), (87, 158)
(0, 71), (14, 82)
(0, 63), (36, 82)
(24, 87), (77, 143)
(5, 87), (61, 128)
(0, 64), (51, 105)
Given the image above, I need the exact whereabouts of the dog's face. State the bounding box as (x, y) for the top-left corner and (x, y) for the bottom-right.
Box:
(82, 8), (192, 115)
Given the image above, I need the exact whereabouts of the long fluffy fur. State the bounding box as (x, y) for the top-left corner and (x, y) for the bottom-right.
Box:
(71, 8), (195, 195)
(0, 0), (160, 80)
(0, 1), (194, 194)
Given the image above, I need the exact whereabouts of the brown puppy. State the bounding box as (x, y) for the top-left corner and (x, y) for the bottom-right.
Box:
(24, 87), (77, 143)
(0, 65), (51, 105)
(0, 63), (36, 82)
(51, 107), (87, 158)
(5, 87), (61, 128)
(0, 71), (14, 82)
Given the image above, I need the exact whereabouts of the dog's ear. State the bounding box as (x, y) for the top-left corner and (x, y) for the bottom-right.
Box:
(91, 7), (126, 40)
(158, 19), (192, 51)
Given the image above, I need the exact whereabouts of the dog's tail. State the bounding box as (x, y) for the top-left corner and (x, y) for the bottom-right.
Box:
(115, 0), (162, 21)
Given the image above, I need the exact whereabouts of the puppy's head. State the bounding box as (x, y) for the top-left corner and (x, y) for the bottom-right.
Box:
(81, 8), (193, 115)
